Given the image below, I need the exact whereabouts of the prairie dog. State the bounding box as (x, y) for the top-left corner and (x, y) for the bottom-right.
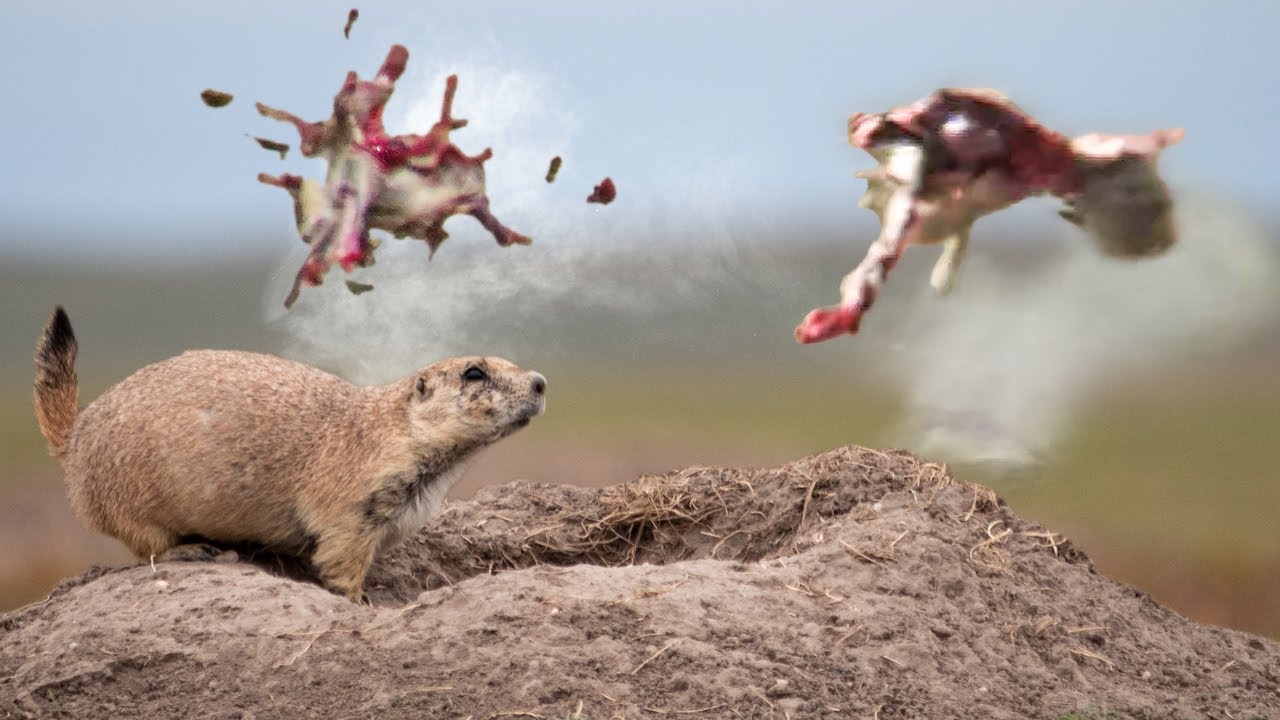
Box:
(32, 306), (546, 602)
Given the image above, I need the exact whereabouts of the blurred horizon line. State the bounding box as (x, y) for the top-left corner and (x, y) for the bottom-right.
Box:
(6, 205), (1277, 270)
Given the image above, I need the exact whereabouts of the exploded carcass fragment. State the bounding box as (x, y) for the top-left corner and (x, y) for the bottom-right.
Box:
(796, 88), (1182, 344)
(257, 44), (530, 308)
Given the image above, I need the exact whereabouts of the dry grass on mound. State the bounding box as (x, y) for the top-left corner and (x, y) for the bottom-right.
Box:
(366, 446), (1033, 604)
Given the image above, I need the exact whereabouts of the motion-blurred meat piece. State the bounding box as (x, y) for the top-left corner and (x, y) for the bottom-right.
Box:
(256, 45), (530, 308)
(796, 89), (1182, 344)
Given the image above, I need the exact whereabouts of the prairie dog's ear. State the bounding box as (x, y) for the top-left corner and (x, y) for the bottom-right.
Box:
(415, 376), (431, 401)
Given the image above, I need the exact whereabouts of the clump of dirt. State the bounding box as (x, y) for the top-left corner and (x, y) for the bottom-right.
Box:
(2, 446), (1277, 718)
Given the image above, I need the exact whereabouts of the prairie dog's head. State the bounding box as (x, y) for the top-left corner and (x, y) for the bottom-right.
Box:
(407, 357), (547, 447)
(1064, 129), (1183, 259)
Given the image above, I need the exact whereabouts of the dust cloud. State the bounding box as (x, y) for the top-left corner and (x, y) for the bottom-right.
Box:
(263, 60), (763, 384)
(262, 57), (1277, 477)
(882, 194), (1280, 474)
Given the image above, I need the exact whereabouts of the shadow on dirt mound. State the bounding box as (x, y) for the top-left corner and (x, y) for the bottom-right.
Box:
(3, 446), (1277, 719)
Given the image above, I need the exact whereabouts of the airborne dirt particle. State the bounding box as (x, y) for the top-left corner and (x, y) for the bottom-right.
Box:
(251, 137), (290, 160)
(343, 8), (358, 39)
(200, 89), (234, 108)
(344, 280), (374, 296)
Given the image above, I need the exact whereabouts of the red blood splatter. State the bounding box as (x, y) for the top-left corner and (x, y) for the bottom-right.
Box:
(587, 177), (616, 205)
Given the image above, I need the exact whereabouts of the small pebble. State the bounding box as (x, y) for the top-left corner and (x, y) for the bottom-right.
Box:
(200, 89), (234, 108)
(345, 280), (375, 296)
(343, 8), (359, 39)
(776, 698), (803, 714)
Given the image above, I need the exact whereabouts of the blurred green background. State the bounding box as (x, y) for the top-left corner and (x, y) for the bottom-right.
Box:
(2, 0), (1277, 659)
(2, 230), (1276, 639)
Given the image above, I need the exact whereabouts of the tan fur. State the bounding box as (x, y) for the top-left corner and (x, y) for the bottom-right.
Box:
(32, 306), (546, 602)
(32, 306), (78, 458)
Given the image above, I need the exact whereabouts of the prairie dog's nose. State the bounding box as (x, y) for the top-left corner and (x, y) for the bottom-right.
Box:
(530, 373), (547, 396)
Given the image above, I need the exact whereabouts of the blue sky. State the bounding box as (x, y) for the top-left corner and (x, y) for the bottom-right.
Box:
(3, 1), (1276, 265)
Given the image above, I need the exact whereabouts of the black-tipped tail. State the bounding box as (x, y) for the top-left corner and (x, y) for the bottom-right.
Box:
(33, 306), (79, 458)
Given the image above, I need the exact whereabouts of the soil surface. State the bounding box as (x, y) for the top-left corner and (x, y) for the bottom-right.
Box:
(2, 446), (1277, 719)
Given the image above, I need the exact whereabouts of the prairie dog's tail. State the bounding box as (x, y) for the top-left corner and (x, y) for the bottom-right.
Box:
(33, 306), (79, 458)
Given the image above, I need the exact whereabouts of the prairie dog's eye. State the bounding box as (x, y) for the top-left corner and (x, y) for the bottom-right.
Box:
(462, 365), (487, 382)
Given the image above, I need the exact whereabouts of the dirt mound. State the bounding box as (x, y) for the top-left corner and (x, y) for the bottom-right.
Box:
(2, 446), (1277, 719)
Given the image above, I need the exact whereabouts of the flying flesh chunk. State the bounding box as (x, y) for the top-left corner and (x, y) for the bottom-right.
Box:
(257, 44), (530, 308)
(587, 177), (617, 205)
(795, 88), (1183, 344)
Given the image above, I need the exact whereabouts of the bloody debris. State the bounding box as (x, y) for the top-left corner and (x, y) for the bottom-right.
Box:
(587, 177), (616, 205)
(256, 44), (531, 308)
(795, 88), (1182, 344)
